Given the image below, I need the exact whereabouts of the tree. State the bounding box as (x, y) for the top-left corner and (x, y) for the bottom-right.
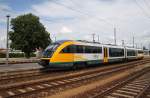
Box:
(9, 13), (51, 58)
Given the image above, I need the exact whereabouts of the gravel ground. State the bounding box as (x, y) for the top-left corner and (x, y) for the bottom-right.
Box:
(47, 63), (150, 98)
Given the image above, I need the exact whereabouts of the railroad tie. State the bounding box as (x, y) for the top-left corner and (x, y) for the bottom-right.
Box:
(73, 78), (81, 80)
(134, 79), (150, 82)
(56, 81), (65, 84)
(79, 76), (87, 79)
(132, 81), (149, 85)
(105, 96), (118, 98)
(18, 89), (26, 93)
(43, 83), (52, 87)
(26, 87), (35, 91)
(133, 79), (148, 82)
(126, 84), (145, 88)
(111, 92), (134, 98)
(36, 85), (45, 89)
(62, 80), (71, 83)
(68, 78), (77, 81)
(50, 82), (59, 86)
(120, 87), (141, 93)
(131, 82), (148, 86)
(116, 89), (138, 95)
(7, 91), (15, 96)
(147, 94), (150, 97)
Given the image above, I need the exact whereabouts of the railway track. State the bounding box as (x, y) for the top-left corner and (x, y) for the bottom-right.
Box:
(0, 68), (44, 79)
(0, 59), (149, 86)
(0, 59), (150, 98)
(0, 59), (148, 79)
(0, 68), (70, 85)
(90, 67), (150, 98)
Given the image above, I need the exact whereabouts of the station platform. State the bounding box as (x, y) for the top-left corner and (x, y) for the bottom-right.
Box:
(0, 63), (42, 73)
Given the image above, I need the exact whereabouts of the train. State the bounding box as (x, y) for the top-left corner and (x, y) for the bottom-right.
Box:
(39, 40), (144, 68)
(143, 50), (150, 57)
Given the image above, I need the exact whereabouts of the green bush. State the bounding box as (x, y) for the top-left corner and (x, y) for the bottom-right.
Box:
(0, 53), (5, 58)
(31, 53), (36, 57)
(9, 53), (24, 58)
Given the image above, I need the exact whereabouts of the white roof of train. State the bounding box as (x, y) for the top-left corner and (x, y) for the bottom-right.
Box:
(55, 40), (144, 50)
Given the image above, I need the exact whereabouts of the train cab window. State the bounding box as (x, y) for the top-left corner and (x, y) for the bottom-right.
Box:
(43, 44), (59, 57)
(109, 48), (124, 57)
(45, 44), (58, 51)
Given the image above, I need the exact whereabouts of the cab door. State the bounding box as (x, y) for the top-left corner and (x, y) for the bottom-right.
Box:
(104, 47), (108, 63)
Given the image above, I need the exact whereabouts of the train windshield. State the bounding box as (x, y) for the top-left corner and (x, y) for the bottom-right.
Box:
(43, 44), (59, 58)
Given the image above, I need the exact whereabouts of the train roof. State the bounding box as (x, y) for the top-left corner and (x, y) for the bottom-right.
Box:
(53, 40), (144, 50)
(53, 40), (123, 48)
(76, 40), (125, 48)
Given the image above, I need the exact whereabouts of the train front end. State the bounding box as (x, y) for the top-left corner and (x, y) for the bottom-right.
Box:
(39, 40), (75, 68)
(39, 43), (59, 67)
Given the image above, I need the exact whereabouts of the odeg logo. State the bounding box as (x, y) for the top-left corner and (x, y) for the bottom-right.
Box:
(94, 55), (99, 59)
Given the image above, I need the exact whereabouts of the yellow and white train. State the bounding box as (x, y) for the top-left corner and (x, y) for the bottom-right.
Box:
(39, 40), (144, 68)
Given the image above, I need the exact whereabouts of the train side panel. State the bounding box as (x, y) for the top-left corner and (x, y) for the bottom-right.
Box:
(74, 53), (103, 65)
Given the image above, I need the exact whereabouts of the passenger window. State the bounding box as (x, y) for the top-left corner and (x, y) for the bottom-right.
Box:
(127, 50), (136, 56)
(61, 45), (102, 53)
(61, 45), (76, 53)
(85, 46), (102, 53)
(76, 45), (84, 53)
(109, 48), (124, 57)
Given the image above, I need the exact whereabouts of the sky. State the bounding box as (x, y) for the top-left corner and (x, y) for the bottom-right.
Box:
(0, 0), (150, 49)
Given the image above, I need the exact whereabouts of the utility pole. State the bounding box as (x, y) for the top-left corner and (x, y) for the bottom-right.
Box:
(122, 40), (124, 46)
(149, 43), (150, 55)
(141, 43), (142, 49)
(92, 33), (95, 42)
(55, 36), (56, 42)
(135, 43), (137, 48)
(6, 15), (10, 65)
(0, 38), (1, 48)
(114, 27), (116, 45)
(97, 35), (100, 42)
(133, 35), (134, 48)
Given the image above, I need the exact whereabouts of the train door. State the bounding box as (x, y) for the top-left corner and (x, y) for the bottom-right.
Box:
(104, 47), (108, 63)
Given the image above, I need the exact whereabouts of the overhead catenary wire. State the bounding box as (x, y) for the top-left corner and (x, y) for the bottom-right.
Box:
(135, 0), (150, 19)
(0, 1), (112, 26)
(143, 0), (150, 10)
(51, 0), (114, 27)
(68, 0), (116, 28)
(49, 0), (116, 43)
(2, 0), (114, 38)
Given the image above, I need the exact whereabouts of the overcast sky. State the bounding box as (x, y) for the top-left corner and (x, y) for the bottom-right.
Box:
(0, 0), (150, 49)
